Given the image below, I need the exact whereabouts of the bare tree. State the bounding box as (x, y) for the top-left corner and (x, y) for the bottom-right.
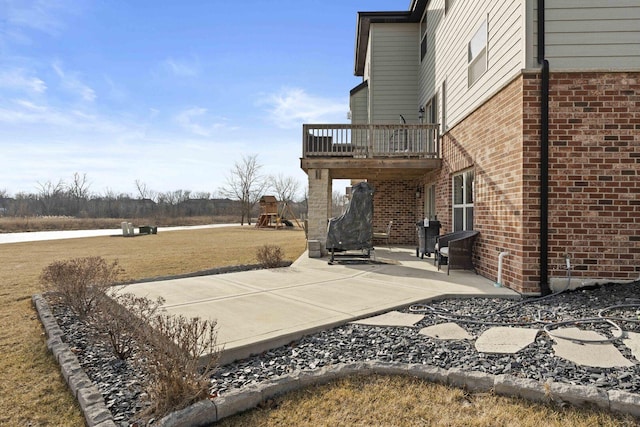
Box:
(193, 192), (211, 200)
(66, 172), (91, 216)
(68, 172), (91, 199)
(218, 154), (268, 225)
(332, 190), (348, 217)
(270, 173), (300, 204)
(36, 179), (65, 215)
(135, 179), (150, 199)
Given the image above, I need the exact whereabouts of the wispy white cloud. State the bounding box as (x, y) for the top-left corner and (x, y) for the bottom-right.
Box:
(0, 68), (47, 93)
(261, 87), (347, 129)
(174, 107), (229, 137)
(52, 61), (96, 102)
(0, 98), (124, 135)
(3, 0), (83, 39)
(163, 57), (201, 77)
(103, 75), (127, 102)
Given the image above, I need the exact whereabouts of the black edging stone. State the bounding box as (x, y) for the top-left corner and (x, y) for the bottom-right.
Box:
(32, 294), (118, 427)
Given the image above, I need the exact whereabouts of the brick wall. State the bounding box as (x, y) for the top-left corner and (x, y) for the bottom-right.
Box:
(435, 76), (528, 291)
(369, 179), (421, 245)
(432, 71), (640, 294)
(542, 72), (640, 284)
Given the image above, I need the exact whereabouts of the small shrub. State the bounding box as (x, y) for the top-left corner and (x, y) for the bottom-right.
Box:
(91, 290), (165, 360)
(40, 256), (124, 318)
(142, 314), (220, 418)
(256, 244), (284, 268)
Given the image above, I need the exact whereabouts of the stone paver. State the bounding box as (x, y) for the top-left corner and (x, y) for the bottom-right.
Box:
(623, 331), (640, 361)
(475, 327), (539, 354)
(419, 322), (473, 340)
(550, 327), (634, 368)
(351, 311), (424, 327)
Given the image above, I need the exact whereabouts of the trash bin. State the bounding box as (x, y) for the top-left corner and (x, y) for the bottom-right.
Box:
(416, 220), (440, 258)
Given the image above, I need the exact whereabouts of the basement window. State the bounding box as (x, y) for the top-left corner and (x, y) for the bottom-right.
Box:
(452, 169), (474, 231)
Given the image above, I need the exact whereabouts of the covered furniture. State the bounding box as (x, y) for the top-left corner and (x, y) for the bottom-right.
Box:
(326, 182), (374, 263)
(435, 230), (479, 275)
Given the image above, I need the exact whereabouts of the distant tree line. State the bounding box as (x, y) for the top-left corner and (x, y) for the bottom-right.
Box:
(0, 164), (307, 222)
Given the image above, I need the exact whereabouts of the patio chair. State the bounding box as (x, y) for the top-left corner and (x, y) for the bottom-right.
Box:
(373, 220), (393, 250)
(435, 230), (479, 275)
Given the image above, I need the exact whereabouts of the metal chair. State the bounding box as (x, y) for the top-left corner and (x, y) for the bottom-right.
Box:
(373, 220), (393, 250)
(435, 230), (479, 275)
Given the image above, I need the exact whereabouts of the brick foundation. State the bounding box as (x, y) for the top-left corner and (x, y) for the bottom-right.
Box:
(544, 72), (640, 284)
(436, 76), (527, 291)
(431, 71), (640, 294)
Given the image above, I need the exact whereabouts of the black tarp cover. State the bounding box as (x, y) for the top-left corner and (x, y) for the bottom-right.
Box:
(326, 182), (374, 251)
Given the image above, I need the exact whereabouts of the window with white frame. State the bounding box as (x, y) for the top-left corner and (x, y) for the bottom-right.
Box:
(420, 10), (428, 61)
(452, 169), (474, 231)
(441, 79), (447, 132)
(425, 183), (436, 220)
(425, 93), (437, 151)
(467, 18), (487, 87)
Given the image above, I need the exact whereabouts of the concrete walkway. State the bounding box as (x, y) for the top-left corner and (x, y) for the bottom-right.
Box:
(122, 247), (518, 364)
(0, 223), (241, 244)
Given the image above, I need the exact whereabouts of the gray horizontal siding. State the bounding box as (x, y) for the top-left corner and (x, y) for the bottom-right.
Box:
(369, 22), (419, 123)
(532, 1), (640, 69)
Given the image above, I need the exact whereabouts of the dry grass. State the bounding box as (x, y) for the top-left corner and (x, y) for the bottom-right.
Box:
(1, 225), (636, 426)
(0, 226), (305, 426)
(217, 375), (637, 427)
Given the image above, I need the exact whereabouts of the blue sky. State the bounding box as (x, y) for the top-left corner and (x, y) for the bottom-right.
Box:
(1, 0), (408, 198)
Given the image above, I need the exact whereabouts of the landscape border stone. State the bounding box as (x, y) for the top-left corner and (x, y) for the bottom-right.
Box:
(608, 390), (640, 418)
(494, 374), (550, 403)
(33, 293), (640, 426)
(32, 294), (118, 427)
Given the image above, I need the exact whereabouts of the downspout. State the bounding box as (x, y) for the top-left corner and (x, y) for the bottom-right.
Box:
(537, 0), (552, 295)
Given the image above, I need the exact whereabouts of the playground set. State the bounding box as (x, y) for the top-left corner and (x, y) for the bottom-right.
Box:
(255, 196), (301, 229)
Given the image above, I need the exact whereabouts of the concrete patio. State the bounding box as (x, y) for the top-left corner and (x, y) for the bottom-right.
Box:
(122, 246), (518, 364)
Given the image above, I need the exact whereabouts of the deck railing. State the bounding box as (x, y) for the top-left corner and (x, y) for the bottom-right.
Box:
(302, 123), (440, 159)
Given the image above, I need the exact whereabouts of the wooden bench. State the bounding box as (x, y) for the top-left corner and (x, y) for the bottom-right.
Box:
(435, 230), (480, 275)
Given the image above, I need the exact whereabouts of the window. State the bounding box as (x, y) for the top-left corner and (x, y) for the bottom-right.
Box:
(420, 10), (428, 61)
(445, 0), (454, 14)
(425, 184), (436, 220)
(441, 79), (447, 132)
(452, 169), (474, 231)
(468, 19), (487, 87)
(425, 94), (437, 151)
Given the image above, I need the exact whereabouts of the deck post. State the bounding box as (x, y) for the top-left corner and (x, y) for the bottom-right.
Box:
(307, 168), (332, 257)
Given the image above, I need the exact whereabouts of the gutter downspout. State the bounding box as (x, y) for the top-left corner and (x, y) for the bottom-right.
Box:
(537, 0), (552, 296)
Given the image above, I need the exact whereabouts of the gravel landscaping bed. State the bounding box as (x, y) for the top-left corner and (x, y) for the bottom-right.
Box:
(50, 280), (640, 425)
